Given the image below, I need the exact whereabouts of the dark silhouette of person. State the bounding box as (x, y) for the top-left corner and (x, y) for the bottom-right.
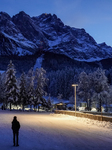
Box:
(11, 116), (20, 146)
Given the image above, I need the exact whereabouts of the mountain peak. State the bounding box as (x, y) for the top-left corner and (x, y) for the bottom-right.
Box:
(0, 11), (112, 62)
(12, 11), (30, 20)
(0, 11), (11, 20)
(18, 11), (27, 15)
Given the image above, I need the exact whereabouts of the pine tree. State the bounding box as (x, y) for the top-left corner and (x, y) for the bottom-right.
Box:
(46, 94), (52, 110)
(108, 85), (112, 105)
(0, 72), (6, 108)
(0, 73), (2, 101)
(34, 68), (47, 111)
(19, 72), (27, 111)
(0, 73), (3, 103)
(27, 68), (35, 109)
(27, 79), (34, 109)
(91, 68), (109, 112)
(78, 71), (95, 110)
(5, 60), (18, 110)
(78, 72), (90, 102)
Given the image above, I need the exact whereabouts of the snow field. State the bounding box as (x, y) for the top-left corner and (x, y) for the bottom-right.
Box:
(0, 110), (112, 150)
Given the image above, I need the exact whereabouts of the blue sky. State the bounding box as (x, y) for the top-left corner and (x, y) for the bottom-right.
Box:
(0, 0), (112, 46)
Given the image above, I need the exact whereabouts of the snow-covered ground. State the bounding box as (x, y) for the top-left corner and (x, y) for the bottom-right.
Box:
(0, 110), (112, 150)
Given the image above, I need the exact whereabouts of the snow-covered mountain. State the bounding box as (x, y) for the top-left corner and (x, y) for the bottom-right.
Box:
(0, 11), (112, 62)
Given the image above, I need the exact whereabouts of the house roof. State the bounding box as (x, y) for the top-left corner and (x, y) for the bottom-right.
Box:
(55, 102), (66, 106)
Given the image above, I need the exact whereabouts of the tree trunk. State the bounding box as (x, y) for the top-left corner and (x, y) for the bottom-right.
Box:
(22, 104), (24, 111)
(99, 99), (102, 112)
(3, 102), (5, 110)
(30, 105), (32, 111)
(106, 99), (107, 109)
(89, 99), (92, 111)
(34, 105), (36, 111)
(10, 102), (11, 111)
(38, 104), (39, 112)
(87, 99), (89, 111)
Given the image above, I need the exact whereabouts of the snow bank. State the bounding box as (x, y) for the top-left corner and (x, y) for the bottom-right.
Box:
(52, 114), (112, 129)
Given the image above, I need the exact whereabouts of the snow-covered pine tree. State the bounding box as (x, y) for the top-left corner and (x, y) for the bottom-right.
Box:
(46, 94), (52, 110)
(5, 60), (18, 110)
(27, 78), (34, 110)
(26, 68), (35, 109)
(19, 72), (27, 111)
(91, 68), (109, 112)
(34, 68), (48, 111)
(108, 67), (112, 84)
(0, 73), (2, 100)
(0, 72), (7, 108)
(78, 71), (91, 108)
(108, 85), (112, 105)
(0, 73), (3, 103)
(48, 73), (56, 97)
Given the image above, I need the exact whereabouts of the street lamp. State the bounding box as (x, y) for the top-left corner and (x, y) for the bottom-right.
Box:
(72, 84), (78, 116)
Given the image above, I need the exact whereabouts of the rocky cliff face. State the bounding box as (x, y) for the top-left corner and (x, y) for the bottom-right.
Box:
(0, 11), (112, 62)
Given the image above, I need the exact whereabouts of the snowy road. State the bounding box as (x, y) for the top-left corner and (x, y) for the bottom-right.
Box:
(0, 110), (112, 150)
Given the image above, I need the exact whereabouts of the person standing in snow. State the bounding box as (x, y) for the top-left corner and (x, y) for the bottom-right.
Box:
(11, 116), (20, 146)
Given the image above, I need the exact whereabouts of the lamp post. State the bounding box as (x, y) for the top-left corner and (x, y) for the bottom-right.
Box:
(72, 84), (78, 116)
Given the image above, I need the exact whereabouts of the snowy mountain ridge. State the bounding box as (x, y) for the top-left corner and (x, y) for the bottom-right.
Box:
(0, 11), (112, 62)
